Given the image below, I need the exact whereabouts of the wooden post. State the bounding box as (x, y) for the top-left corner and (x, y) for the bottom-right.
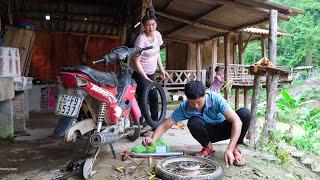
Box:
(261, 36), (266, 57)
(196, 42), (201, 81)
(238, 31), (244, 65)
(263, 9), (279, 140)
(249, 76), (261, 144)
(248, 36), (264, 145)
(212, 39), (218, 65)
(224, 33), (231, 99)
(233, 43), (237, 64)
(81, 35), (90, 65)
(235, 88), (240, 109)
(243, 88), (248, 108)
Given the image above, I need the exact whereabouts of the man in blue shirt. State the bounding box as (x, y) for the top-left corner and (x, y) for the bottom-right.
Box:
(143, 80), (251, 166)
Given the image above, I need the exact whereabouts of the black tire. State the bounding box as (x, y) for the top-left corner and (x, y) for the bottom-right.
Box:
(155, 156), (223, 180)
(126, 117), (140, 141)
(141, 82), (167, 129)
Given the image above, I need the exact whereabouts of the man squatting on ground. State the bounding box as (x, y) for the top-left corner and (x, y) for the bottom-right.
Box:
(143, 80), (251, 166)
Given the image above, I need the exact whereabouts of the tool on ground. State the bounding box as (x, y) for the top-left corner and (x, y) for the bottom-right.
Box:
(121, 151), (184, 161)
(130, 159), (146, 176)
(112, 165), (124, 173)
(123, 152), (155, 178)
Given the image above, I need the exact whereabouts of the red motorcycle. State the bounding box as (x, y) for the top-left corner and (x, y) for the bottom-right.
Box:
(53, 46), (167, 178)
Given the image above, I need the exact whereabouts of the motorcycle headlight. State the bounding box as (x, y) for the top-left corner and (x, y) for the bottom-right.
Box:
(76, 76), (88, 87)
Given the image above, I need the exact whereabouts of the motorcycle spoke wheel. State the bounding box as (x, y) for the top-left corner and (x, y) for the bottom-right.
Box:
(155, 156), (223, 180)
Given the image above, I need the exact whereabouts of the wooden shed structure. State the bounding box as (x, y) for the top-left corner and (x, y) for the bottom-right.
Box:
(0, 0), (301, 141)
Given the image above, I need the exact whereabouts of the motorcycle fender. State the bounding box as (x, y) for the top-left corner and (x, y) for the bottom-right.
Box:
(65, 118), (95, 142)
(53, 117), (76, 137)
(130, 98), (141, 124)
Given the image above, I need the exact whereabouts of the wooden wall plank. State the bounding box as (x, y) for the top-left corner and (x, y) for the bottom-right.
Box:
(30, 32), (121, 80)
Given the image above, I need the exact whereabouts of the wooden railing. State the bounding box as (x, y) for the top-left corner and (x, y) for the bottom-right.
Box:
(212, 63), (292, 86)
(212, 63), (254, 85)
(157, 70), (206, 91)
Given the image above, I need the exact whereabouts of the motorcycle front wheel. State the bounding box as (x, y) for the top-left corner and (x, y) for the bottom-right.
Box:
(155, 156), (223, 180)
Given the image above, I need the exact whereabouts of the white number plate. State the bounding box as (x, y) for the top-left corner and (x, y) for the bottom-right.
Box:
(55, 95), (83, 117)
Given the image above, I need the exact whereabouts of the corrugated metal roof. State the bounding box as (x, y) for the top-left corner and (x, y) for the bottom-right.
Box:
(153, 0), (301, 43)
(11, 0), (300, 42)
(242, 27), (287, 36)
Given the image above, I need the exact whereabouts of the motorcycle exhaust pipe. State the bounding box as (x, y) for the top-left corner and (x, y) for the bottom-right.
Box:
(90, 130), (118, 147)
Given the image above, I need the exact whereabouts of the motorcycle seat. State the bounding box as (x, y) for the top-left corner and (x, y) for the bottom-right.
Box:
(60, 66), (119, 87)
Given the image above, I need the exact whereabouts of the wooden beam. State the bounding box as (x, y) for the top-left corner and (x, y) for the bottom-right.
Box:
(163, 37), (194, 44)
(195, 0), (291, 20)
(233, 0), (302, 15)
(165, 4), (224, 36)
(243, 33), (253, 50)
(162, 0), (176, 11)
(156, 11), (230, 33)
(16, 10), (115, 21)
(36, 30), (120, 39)
(31, 18), (116, 27)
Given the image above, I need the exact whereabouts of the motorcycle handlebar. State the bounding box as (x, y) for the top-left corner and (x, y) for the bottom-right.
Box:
(141, 46), (153, 51)
(92, 55), (110, 64)
(92, 59), (105, 64)
(92, 46), (153, 65)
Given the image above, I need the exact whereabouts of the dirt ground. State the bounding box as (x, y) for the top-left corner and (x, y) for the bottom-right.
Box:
(0, 112), (319, 180)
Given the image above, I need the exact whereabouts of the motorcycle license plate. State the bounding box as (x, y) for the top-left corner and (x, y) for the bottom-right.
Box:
(55, 95), (83, 117)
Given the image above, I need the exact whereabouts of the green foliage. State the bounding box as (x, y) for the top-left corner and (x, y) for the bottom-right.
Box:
(276, 89), (299, 124)
(0, 136), (14, 144)
(259, 131), (291, 165)
(275, 87), (320, 155)
(301, 108), (320, 134)
(246, 0), (320, 67)
(244, 42), (262, 65)
(160, 48), (166, 68)
(290, 135), (320, 155)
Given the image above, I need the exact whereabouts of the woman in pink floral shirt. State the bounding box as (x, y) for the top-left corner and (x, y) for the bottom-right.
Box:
(132, 7), (169, 128)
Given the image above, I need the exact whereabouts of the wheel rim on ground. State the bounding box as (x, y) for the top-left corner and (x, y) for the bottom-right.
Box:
(155, 156), (223, 180)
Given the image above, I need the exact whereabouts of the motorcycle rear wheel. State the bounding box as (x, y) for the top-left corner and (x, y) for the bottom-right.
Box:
(141, 82), (167, 129)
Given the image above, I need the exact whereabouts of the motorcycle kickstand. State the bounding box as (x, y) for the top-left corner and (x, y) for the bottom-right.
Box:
(109, 143), (117, 159)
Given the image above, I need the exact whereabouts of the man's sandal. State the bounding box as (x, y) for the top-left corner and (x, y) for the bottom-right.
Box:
(195, 146), (215, 158)
(233, 148), (245, 166)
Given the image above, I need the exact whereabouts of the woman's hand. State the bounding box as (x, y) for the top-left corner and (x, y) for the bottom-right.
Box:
(161, 69), (169, 80)
(143, 75), (153, 83)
